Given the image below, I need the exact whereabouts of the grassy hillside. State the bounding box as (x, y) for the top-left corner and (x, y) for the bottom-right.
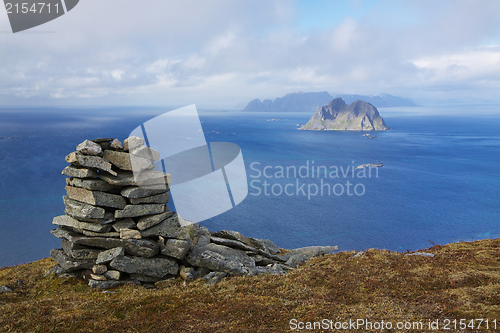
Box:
(2, 239), (500, 332)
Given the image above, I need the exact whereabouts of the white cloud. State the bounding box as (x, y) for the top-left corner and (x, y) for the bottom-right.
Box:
(111, 69), (125, 81)
(0, 0), (499, 107)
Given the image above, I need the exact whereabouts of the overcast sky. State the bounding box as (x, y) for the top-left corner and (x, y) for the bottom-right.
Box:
(1, 0), (499, 108)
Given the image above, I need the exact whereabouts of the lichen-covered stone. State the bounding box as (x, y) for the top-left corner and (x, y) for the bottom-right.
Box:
(63, 196), (107, 220)
(100, 169), (171, 187)
(52, 215), (111, 233)
(50, 249), (95, 271)
(61, 166), (98, 179)
(65, 186), (127, 209)
(162, 239), (191, 260)
(96, 247), (125, 265)
(140, 213), (198, 240)
(123, 136), (145, 151)
(120, 228), (142, 240)
(136, 211), (173, 231)
(65, 152), (117, 176)
(110, 256), (178, 277)
(186, 243), (256, 276)
(104, 270), (121, 280)
(110, 139), (123, 150)
(92, 265), (107, 275)
(76, 140), (103, 156)
(61, 239), (101, 260)
(121, 186), (167, 199)
(130, 145), (160, 161)
(202, 271), (227, 285)
(111, 218), (136, 232)
(66, 177), (118, 192)
(115, 204), (166, 218)
(103, 150), (154, 171)
(129, 192), (169, 205)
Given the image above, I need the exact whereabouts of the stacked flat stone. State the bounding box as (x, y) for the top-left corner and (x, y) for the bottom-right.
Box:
(50, 137), (338, 288)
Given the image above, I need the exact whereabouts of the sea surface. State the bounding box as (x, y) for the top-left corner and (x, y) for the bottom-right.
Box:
(1, 106), (499, 267)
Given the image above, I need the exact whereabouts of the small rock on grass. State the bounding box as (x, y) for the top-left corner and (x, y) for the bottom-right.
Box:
(202, 271), (227, 285)
(88, 279), (122, 289)
(0, 285), (13, 293)
(405, 252), (435, 258)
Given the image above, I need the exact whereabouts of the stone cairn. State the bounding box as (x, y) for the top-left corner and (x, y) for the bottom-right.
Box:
(50, 137), (338, 288)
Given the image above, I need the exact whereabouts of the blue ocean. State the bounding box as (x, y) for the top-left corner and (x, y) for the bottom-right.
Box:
(1, 106), (499, 267)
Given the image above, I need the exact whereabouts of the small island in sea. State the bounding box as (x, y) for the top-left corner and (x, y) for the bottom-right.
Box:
(299, 98), (389, 131)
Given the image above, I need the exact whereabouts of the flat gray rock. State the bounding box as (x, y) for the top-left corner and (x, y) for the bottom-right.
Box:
(121, 186), (168, 199)
(110, 139), (123, 150)
(252, 255), (278, 266)
(136, 211), (173, 231)
(76, 140), (103, 156)
(104, 270), (121, 280)
(99, 169), (171, 187)
(179, 266), (195, 281)
(110, 256), (179, 277)
(210, 236), (258, 253)
(0, 285), (13, 293)
(63, 196), (107, 220)
(61, 239), (102, 260)
(79, 230), (120, 238)
(140, 213), (199, 239)
(92, 138), (114, 143)
(96, 247), (125, 265)
(112, 218), (136, 232)
(66, 177), (118, 192)
(258, 239), (281, 255)
(103, 150), (154, 172)
(51, 228), (158, 257)
(186, 243), (256, 276)
(51, 227), (81, 242)
(120, 228), (142, 239)
(88, 279), (122, 289)
(211, 230), (269, 255)
(285, 246), (338, 259)
(65, 186), (127, 209)
(115, 204), (166, 218)
(123, 136), (145, 151)
(284, 254), (306, 268)
(50, 249), (95, 271)
(129, 192), (169, 205)
(65, 151), (117, 176)
(92, 265), (107, 275)
(53, 215), (111, 233)
(162, 239), (191, 260)
(64, 209), (115, 224)
(128, 274), (164, 282)
(202, 271), (227, 285)
(61, 166), (98, 179)
(130, 145), (160, 162)
(76, 237), (159, 258)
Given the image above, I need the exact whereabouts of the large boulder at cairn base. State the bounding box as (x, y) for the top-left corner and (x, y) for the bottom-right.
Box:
(186, 243), (256, 276)
(109, 256), (179, 277)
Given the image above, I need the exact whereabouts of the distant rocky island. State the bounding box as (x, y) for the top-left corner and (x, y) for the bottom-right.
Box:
(242, 91), (417, 111)
(299, 98), (389, 131)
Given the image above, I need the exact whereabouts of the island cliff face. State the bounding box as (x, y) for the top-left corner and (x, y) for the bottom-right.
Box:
(299, 98), (389, 131)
